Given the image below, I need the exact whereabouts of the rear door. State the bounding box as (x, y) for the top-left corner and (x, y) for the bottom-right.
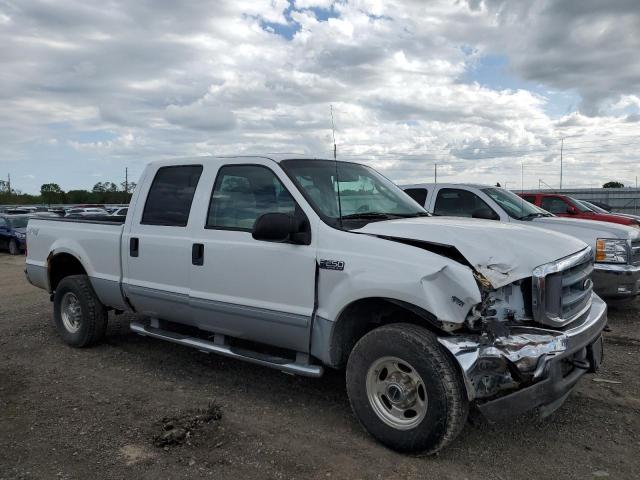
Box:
(122, 164), (203, 324)
(187, 160), (317, 352)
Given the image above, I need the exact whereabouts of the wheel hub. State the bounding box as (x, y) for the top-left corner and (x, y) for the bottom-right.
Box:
(365, 356), (428, 430)
(60, 292), (82, 333)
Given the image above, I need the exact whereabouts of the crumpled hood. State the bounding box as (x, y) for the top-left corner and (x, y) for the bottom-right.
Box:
(355, 216), (588, 288)
(531, 216), (640, 241)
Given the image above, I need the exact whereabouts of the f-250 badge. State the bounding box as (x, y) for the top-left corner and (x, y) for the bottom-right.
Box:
(319, 259), (345, 271)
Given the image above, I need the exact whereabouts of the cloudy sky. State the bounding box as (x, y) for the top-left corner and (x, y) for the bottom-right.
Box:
(1, 0), (639, 194)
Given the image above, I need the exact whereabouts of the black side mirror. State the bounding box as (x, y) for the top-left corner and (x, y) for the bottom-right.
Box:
(472, 208), (499, 220)
(252, 213), (311, 245)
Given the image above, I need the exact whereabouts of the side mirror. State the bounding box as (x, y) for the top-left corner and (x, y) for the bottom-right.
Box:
(567, 206), (578, 215)
(472, 208), (499, 220)
(252, 213), (311, 245)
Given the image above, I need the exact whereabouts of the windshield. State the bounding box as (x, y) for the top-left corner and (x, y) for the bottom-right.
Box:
(6, 216), (29, 228)
(483, 188), (551, 219)
(280, 159), (427, 226)
(577, 200), (606, 213)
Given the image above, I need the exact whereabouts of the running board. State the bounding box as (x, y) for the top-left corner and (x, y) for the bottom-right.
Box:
(130, 322), (323, 378)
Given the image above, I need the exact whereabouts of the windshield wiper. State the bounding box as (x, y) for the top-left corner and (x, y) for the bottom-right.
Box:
(341, 212), (394, 220)
(518, 212), (546, 220)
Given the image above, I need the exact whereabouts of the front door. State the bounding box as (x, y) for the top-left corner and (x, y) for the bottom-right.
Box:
(188, 162), (317, 352)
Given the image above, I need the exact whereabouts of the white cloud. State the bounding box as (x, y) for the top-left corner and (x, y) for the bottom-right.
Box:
(0, 0), (638, 192)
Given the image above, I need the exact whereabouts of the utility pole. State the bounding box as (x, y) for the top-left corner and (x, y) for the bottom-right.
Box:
(434, 163), (437, 184)
(7, 173), (10, 194)
(125, 167), (128, 194)
(521, 162), (524, 193)
(560, 137), (564, 189)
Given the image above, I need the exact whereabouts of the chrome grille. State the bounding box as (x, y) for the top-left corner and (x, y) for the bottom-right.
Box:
(532, 248), (594, 328)
(632, 240), (640, 266)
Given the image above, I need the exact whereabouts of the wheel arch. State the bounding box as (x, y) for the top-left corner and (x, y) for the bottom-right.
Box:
(314, 296), (450, 369)
(47, 251), (88, 292)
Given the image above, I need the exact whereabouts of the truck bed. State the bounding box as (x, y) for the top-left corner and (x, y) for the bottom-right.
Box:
(25, 216), (127, 309)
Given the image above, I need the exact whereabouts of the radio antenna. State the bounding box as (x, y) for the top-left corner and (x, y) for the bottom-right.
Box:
(330, 104), (343, 227)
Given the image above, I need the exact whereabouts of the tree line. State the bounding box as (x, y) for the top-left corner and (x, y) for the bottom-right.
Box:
(0, 180), (136, 205)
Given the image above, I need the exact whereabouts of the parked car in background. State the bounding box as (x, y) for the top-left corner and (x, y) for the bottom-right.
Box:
(586, 200), (613, 212)
(110, 207), (129, 216)
(26, 156), (606, 454)
(578, 199), (640, 223)
(2, 208), (32, 215)
(402, 184), (640, 301)
(0, 214), (29, 254)
(65, 207), (110, 218)
(518, 192), (640, 228)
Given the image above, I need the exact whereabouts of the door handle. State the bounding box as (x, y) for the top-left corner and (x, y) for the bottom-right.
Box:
(130, 237), (139, 257)
(192, 243), (204, 266)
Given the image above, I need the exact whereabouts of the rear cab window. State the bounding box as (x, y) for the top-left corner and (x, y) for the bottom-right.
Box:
(540, 196), (569, 214)
(433, 188), (495, 217)
(404, 188), (428, 207)
(141, 165), (203, 226)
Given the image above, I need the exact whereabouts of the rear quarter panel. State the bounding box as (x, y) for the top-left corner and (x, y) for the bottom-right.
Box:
(26, 218), (126, 309)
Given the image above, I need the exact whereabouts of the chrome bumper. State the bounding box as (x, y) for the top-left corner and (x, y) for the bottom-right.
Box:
(439, 294), (607, 408)
(593, 263), (640, 299)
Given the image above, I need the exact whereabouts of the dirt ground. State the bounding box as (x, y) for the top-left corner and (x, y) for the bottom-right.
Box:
(1, 253), (639, 480)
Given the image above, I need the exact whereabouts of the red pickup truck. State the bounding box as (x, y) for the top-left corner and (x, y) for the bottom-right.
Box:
(518, 193), (640, 228)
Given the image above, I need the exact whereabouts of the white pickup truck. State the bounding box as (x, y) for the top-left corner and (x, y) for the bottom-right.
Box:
(402, 183), (640, 302)
(26, 156), (606, 453)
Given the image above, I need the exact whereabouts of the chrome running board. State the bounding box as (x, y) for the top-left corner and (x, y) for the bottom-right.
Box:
(130, 321), (323, 378)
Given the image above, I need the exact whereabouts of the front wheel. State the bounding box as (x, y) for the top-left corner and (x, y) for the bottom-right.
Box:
(346, 323), (468, 453)
(53, 275), (108, 347)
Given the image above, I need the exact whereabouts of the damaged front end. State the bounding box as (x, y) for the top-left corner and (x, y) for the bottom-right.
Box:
(438, 249), (607, 420)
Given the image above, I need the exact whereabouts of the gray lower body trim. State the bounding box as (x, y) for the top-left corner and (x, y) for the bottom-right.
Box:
(25, 264), (48, 291)
(124, 284), (311, 353)
(191, 296), (310, 352)
(90, 277), (127, 310)
(310, 315), (336, 366)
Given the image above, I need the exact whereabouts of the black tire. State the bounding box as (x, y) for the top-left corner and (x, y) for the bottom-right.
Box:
(53, 275), (108, 347)
(8, 239), (20, 255)
(346, 323), (468, 454)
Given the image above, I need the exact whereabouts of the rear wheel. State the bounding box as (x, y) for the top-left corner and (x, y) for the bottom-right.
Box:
(8, 239), (20, 255)
(346, 323), (468, 453)
(53, 275), (108, 347)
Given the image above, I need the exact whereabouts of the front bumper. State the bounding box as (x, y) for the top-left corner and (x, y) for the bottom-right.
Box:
(439, 294), (607, 421)
(593, 263), (640, 299)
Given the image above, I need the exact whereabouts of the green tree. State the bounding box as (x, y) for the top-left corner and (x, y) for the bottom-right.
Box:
(40, 183), (65, 204)
(603, 181), (624, 188)
(66, 189), (91, 204)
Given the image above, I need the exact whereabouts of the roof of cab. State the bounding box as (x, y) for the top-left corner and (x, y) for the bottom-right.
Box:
(146, 154), (335, 167)
(401, 182), (494, 189)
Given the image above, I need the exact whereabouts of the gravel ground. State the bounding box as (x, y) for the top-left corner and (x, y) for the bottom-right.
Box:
(1, 253), (639, 479)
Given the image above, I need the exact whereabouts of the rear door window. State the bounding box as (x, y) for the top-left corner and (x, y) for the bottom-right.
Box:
(433, 188), (494, 217)
(141, 165), (203, 226)
(403, 188), (428, 207)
